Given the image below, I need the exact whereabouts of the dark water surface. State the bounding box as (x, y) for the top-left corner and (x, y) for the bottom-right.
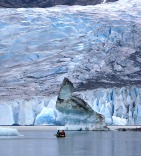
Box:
(0, 130), (141, 156)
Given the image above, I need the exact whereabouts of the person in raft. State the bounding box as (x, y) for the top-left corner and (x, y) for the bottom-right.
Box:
(61, 130), (65, 137)
(56, 130), (61, 136)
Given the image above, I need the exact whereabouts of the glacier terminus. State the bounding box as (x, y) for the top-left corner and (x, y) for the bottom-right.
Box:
(0, 0), (141, 129)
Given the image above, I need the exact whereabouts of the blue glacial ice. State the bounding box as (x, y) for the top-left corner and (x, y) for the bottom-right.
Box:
(0, 0), (141, 127)
(0, 86), (141, 127)
(35, 98), (64, 125)
(78, 86), (141, 125)
(0, 0), (141, 99)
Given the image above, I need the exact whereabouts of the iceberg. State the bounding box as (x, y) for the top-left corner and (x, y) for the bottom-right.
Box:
(56, 78), (107, 130)
(0, 127), (20, 136)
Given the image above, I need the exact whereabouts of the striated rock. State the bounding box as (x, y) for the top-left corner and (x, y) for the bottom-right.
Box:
(0, 0), (117, 8)
(56, 78), (107, 130)
(118, 127), (141, 131)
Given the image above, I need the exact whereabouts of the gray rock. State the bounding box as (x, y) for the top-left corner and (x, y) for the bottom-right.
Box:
(0, 0), (118, 7)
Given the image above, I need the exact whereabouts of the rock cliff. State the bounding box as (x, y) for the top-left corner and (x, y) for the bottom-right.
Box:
(0, 0), (118, 7)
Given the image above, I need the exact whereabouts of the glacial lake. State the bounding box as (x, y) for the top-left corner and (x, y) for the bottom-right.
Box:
(0, 130), (141, 156)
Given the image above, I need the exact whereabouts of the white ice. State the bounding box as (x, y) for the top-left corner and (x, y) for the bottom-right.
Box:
(0, 0), (141, 126)
(0, 103), (14, 125)
(0, 0), (141, 100)
(78, 87), (141, 125)
(0, 87), (141, 126)
(0, 127), (20, 136)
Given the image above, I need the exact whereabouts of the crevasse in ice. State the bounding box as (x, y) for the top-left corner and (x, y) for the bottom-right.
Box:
(0, 86), (141, 126)
(0, 0), (141, 127)
(0, 0), (141, 99)
(77, 86), (141, 125)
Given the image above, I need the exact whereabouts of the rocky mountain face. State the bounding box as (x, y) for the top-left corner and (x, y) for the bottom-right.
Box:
(0, 0), (118, 7)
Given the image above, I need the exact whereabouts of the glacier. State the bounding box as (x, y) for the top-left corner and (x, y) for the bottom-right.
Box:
(1, 83), (141, 127)
(0, 0), (141, 127)
(74, 86), (141, 125)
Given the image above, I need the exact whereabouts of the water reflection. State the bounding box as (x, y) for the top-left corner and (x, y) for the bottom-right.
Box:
(0, 131), (141, 156)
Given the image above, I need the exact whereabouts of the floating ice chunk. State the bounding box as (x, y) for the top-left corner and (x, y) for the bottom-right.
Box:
(0, 127), (20, 136)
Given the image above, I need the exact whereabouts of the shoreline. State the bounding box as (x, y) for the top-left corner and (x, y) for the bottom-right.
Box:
(0, 126), (63, 131)
(107, 125), (141, 131)
(0, 125), (141, 131)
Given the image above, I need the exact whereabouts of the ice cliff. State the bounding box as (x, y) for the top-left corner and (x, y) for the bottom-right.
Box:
(1, 83), (141, 127)
(0, 0), (141, 126)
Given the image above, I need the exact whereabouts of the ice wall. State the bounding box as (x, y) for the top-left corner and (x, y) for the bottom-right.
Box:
(0, 103), (14, 125)
(0, 86), (141, 126)
(0, 97), (50, 125)
(76, 86), (141, 125)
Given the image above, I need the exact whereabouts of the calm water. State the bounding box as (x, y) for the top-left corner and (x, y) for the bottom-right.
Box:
(0, 130), (141, 156)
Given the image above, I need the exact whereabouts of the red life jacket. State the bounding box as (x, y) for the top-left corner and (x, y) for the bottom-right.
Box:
(61, 131), (65, 135)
